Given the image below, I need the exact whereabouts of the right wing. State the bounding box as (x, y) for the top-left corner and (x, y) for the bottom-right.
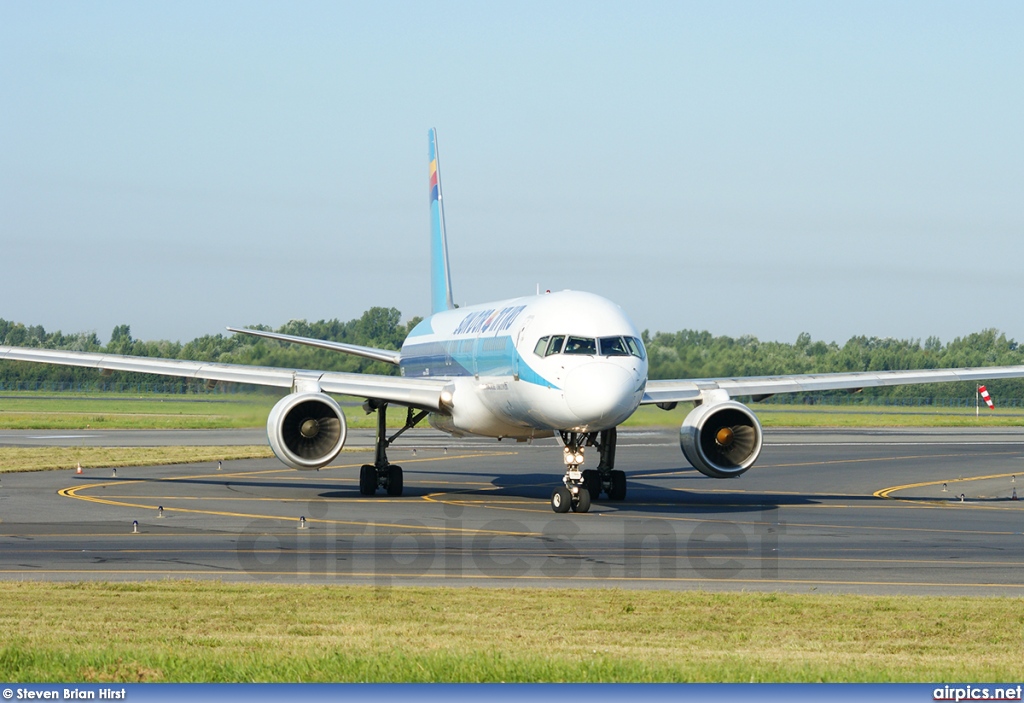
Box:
(0, 346), (447, 410)
(642, 365), (1024, 406)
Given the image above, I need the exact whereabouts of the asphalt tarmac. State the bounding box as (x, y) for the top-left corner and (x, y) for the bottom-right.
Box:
(2, 426), (1023, 595)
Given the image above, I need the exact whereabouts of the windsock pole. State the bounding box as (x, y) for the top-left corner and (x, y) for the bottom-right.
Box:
(977, 385), (995, 418)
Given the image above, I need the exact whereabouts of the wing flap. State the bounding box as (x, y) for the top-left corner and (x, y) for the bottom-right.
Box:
(318, 372), (447, 409)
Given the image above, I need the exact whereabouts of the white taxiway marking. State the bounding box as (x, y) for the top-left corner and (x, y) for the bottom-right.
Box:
(24, 435), (97, 440)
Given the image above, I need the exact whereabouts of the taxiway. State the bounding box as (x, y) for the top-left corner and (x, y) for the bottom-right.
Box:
(2, 427), (1023, 595)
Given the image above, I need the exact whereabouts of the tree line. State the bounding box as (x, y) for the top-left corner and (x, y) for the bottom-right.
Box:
(642, 328), (1024, 402)
(3, 310), (1024, 401)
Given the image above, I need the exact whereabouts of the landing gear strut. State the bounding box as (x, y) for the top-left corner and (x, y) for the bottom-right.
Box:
(359, 401), (428, 497)
(550, 428), (626, 513)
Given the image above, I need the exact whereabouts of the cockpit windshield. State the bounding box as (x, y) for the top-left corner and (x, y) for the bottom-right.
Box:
(599, 336), (630, 356)
(533, 335), (645, 359)
(563, 336), (596, 355)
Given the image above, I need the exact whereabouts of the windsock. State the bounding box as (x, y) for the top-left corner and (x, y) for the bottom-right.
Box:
(979, 385), (995, 410)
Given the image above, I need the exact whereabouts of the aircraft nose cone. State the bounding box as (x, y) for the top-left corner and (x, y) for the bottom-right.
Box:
(563, 363), (639, 427)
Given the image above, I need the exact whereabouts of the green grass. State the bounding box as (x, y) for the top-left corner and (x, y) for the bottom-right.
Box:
(623, 402), (1024, 428)
(0, 393), (276, 429)
(0, 393), (403, 430)
(0, 446), (274, 473)
(0, 583), (1021, 682)
(3, 392), (1022, 431)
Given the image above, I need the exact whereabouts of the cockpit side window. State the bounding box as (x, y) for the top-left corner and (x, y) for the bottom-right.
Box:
(545, 335), (566, 356)
(563, 336), (596, 355)
(533, 336), (550, 357)
(626, 336), (646, 360)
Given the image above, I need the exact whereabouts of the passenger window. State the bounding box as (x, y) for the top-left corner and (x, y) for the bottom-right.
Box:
(563, 336), (596, 355)
(599, 336), (630, 356)
(545, 335), (565, 356)
(534, 336), (549, 356)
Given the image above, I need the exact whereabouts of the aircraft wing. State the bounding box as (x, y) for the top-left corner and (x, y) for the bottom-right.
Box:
(0, 346), (448, 410)
(642, 365), (1024, 405)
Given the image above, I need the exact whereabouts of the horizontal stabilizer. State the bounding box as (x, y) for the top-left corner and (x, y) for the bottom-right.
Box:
(226, 327), (401, 365)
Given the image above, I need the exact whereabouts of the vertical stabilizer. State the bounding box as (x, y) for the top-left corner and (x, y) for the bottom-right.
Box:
(429, 128), (455, 314)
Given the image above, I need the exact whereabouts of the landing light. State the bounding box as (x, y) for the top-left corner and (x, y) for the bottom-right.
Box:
(563, 447), (585, 466)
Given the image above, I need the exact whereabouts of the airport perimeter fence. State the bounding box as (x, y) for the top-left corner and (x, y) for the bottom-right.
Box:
(754, 394), (1024, 408)
(1, 380), (1022, 408)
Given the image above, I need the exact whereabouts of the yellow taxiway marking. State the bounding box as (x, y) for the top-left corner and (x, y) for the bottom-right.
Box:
(629, 450), (1021, 479)
(58, 451), (531, 537)
(875, 471), (1022, 505)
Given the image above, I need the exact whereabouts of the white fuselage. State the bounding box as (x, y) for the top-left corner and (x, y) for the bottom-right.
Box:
(399, 290), (648, 439)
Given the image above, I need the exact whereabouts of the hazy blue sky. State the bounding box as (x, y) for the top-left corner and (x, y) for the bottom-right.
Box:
(2, 1), (1022, 345)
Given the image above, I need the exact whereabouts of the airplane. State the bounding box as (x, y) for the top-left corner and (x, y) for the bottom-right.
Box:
(5, 128), (1024, 513)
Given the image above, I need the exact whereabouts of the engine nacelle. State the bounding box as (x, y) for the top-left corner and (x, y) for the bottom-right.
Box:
(680, 400), (763, 478)
(267, 392), (347, 470)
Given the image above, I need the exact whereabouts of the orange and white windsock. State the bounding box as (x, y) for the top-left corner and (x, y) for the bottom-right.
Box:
(979, 385), (995, 409)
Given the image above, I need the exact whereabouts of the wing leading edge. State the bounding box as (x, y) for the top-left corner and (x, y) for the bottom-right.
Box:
(642, 365), (1024, 405)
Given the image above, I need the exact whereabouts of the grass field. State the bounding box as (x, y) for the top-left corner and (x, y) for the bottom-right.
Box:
(621, 402), (1024, 428)
(0, 583), (1021, 682)
(2, 392), (1019, 476)
(3, 392), (1022, 430)
(0, 393), (278, 430)
(0, 446), (274, 473)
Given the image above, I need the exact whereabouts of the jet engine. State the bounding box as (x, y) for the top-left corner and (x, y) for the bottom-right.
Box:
(679, 400), (763, 478)
(267, 392), (348, 470)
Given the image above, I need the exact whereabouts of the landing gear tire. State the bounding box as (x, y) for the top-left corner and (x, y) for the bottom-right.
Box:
(608, 470), (627, 501)
(386, 465), (404, 496)
(572, 487), (591, 513)
(581, 469), (601, 500)
(551, 486), (572, 513)
(359, 464), (377, 495)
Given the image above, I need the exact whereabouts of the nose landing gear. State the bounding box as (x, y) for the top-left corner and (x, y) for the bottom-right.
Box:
(551, 433), (590, 513)
(550, 428), (624, 513)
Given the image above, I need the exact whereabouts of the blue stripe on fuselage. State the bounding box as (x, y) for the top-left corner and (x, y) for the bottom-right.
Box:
(399, 335), (559, 389)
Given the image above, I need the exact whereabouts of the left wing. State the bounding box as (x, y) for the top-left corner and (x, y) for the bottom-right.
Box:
(0, 346), (447, 410)
(642, 365), (1024, 405)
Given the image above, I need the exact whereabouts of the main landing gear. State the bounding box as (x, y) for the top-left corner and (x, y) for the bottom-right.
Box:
(550, 428), (626, 513)
(359, 401), (428, 497)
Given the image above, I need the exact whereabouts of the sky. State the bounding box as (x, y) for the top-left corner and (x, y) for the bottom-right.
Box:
(2, 1), (1022, 346)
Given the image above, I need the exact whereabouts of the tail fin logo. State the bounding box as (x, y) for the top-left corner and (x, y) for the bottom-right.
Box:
(430, 157), (440, 204)
(429, 128), (455, 315)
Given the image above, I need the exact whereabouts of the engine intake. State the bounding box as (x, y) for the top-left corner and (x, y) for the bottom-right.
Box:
(267, 392), (347, 470)
(680, 400), (762, 478)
